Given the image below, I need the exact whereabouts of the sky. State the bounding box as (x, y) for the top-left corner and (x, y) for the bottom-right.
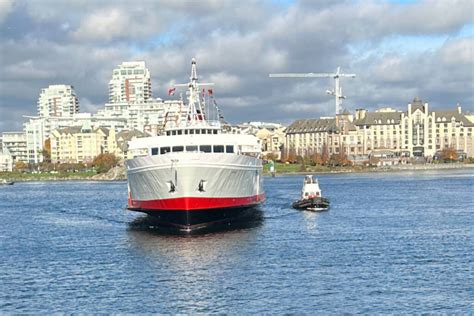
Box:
(0, 0), (473, 132)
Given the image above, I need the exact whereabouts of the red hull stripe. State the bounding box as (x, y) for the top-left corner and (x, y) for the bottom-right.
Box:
(128, 194), (266, 211)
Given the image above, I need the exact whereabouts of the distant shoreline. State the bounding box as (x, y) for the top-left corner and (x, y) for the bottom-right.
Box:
(1, 163), (473, 182)
(264, 163), (474, 177)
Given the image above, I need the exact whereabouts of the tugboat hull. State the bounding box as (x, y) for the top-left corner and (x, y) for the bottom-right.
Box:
(292, 197), (330, 212)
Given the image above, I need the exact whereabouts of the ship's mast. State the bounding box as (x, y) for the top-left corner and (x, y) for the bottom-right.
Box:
(269, 67), (356, 115)
(174, 58), (214, 125)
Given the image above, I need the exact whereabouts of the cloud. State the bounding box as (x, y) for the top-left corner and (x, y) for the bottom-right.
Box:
(0, 0), (473, 132)
(0, 0), (14, 23)
(72, 8), (129, 41)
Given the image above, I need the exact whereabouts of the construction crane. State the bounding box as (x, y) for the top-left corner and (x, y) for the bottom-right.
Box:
(269, 67), (356, 115)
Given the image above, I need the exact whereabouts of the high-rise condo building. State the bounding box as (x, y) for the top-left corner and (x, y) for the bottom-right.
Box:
(37, 85), (79, 118)
(109, 61), (152, 104)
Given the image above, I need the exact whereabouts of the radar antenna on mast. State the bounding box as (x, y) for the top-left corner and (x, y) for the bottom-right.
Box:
(269, 67), (356, 115)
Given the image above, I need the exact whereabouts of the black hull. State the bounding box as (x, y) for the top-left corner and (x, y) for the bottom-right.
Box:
(129, 205), (262, 234)
(292, 197), (330, 211)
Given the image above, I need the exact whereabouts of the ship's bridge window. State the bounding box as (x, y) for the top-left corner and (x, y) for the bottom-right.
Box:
(190, 129), (194, 134)
(166, 131), (171, 136)
(213, 145), (224, 153)
(199, 145), (212, 153)
(195, 129), (201, 134)
(151, 147), (159, 155)
(172, 131), (177, 135)
(185, 130), (189, 135)
(172, 146), (184, 152)
(213, 130), (218, 134)
(177, 130), (183, 135)
(186, 145), (198, 152)
(207, 129), (212, 134)
(160, 147), (171, 154)
(226, 145), (234, 153)
(201, 129), (206, 134)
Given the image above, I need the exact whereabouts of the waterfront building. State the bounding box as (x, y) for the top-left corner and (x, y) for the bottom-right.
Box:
(50, 124), (116, 164)
(24, 119), (45, 164)
(285, 116), (350, 158)
(0, 149), (13, 172)
(23, 114), (127, 164)
(284, 97), (474, 159)
(113, 129), (147, 160)
(255, 127), (286, 159)
(95, 99), (183, 135)
(1, 132), (27, 163)
(37, 85), (79, 118)
(109, 61), (152, 104)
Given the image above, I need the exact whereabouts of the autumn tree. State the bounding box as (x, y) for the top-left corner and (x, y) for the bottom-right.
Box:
(264, 153), (277, 162)
(321, 144), (329, 165)
(92, 153), (119, 173)
(311, 152), (324, 165)
(287, 147), (297, 163)
(337, 147), (352, 166)
(14, 161), (27, 172)
(327, 150), (352, 167)
(440, 147), (458, 162)
(42, 138), (51, 163)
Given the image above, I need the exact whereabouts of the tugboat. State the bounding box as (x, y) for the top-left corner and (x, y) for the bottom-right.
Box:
(292, 175), (329, 211)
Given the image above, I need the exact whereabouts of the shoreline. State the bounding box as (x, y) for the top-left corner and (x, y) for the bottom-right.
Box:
(265, 163), (474, 176)
(1, 163), (473, 182)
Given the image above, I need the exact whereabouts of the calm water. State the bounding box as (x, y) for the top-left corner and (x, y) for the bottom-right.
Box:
(0, 170), (473, 313)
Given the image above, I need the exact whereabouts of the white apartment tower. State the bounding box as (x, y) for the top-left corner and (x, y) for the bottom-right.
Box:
(109, 61), (152, 104)
(37, 85), (79, 118)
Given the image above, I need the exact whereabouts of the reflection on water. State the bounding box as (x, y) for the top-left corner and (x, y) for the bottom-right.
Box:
(127, 217), (262, 266)
(301, 210), (321, 233)
(126, 209), (264, 264)
(125, 210), (264, 312)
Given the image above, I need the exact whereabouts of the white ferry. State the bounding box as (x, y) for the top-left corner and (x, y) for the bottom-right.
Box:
(126, 59), (265, 231)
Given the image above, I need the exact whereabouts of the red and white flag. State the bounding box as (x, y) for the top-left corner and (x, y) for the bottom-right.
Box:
(168, 87), (176, 96)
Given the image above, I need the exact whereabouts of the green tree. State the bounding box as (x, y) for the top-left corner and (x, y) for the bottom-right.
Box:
(92, 153), (119, 173)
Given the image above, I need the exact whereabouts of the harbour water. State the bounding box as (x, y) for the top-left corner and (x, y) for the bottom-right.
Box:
(0, 169), (472, 313)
